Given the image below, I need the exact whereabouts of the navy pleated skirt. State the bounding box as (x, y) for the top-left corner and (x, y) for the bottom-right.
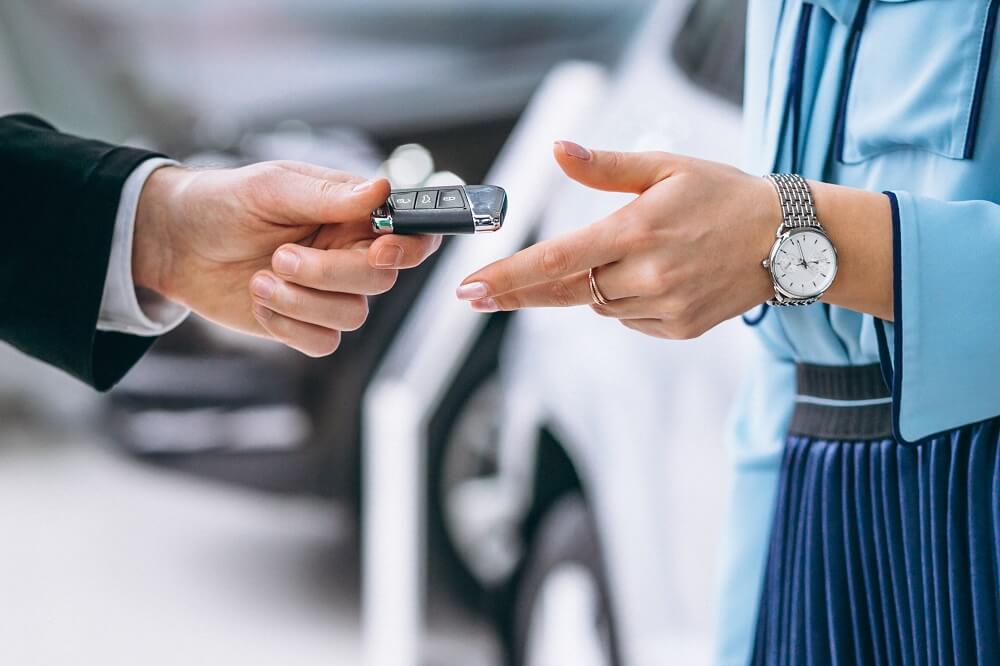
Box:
(751, 364), (1000, 666)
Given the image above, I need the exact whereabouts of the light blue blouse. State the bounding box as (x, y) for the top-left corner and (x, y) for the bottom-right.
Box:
(716, 1), (1000, 664)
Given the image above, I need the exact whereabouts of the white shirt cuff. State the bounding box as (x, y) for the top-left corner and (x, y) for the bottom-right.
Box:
(97, 157), (190, 337)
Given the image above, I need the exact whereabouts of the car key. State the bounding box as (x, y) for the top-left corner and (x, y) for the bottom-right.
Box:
(371, 185), (507, 235)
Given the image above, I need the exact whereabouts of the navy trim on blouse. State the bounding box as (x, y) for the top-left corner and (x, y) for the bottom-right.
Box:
(742, 304), (770, 327)
(833, 0), (872, 163)
(887, 191), (906, 444)
(964, 0), (1000, 159)
(873, 316), (893, 390)
(744, 3), (815, 330)
(878, 192), (1000, 445)
(789, 3), (814, 173)
(879, 191), (912, 444)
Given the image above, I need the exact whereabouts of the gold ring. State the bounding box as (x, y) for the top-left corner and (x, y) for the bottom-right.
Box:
(588, 267), (609, 306)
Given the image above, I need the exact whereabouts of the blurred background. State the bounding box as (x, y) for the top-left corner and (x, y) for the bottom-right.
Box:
(0, 1), (753, 665)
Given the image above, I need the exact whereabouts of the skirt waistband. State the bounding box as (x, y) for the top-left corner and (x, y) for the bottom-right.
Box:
(789, 363), (892, 440)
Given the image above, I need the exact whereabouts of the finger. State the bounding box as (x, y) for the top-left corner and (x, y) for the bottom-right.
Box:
(472, 271), (589, 311)
(590, 296), (657, 320)
(619, 318), (670, 339)
(368, 233), (443, 269)
(471, 259), (654, 311)
(252, 304), (343, 357)
(619, 316), (707, 340)
(250, 271), (369, 331)
(457, 222), (625, 300)
(251, 162), (390, 225)
(585, 258), (664, 300)
(272, 245), (398, 295)
(553, 141), (678, 194)
(268, 161), (363, 183)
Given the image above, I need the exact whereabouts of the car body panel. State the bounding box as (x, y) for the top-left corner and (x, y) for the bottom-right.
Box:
(497, 2), (749, 663)
(361, 61), (613, 666)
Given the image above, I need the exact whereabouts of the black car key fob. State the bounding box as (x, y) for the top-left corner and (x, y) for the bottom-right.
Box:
(371, 185), (507, 235)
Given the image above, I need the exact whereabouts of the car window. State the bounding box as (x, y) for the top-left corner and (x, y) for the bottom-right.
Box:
(670, 0), (747, 106)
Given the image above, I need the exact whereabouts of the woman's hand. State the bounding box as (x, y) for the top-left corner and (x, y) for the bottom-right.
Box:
(134, 161), (441, 356)
(457, 141), (894, 337)
(456, 142), (778, 339)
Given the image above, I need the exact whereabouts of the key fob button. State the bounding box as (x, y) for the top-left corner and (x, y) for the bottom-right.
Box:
(373, 185), (505, 235)
(436, 189), (465, 209)
(415, 191), (437, 209)
(390, 192), (416, 210)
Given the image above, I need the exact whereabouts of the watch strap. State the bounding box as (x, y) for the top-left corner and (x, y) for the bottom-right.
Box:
(765, 173), (821, 231)
(768, 293), (819, 307)
(764, 173), (823, 307)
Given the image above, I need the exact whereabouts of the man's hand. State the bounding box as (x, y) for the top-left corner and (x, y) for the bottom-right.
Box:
(133, 161), (441, 356)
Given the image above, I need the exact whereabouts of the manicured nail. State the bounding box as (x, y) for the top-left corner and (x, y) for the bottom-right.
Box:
(556, 140), (591, 161)
(470, 298), (498, 313)
(374, 245), (404, 268)
(352, 180), (375, 192)
(456, 281), (489, 300)
(273, 249), (300, 276)
(251, 275), (276, 300)
(253, 303), (273, 321)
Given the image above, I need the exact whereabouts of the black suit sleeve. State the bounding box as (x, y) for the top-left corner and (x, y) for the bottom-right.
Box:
(0, 113), (168, 390)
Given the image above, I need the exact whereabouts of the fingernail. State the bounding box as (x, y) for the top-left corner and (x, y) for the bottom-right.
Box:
(456, 281), (489, 300)
(556, 140), (591, 161)
(352, 180), (375, 192)
(251, 275), (276, 300)
(375, 245), (404, 268)
(273, 249), (300, 276)
(253, 303), (273, 321)
(470, 298), (498, 313)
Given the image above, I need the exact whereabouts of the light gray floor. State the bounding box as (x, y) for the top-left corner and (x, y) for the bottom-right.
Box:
(0, 420), (499, 666)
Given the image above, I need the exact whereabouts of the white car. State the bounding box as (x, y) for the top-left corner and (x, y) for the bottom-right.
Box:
(363, 1), (755, 665)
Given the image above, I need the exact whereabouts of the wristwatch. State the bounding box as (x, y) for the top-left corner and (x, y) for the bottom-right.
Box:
(761, 173), (838, 306)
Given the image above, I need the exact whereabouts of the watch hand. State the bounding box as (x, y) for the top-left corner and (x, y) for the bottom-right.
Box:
(796, 240), (808, 265)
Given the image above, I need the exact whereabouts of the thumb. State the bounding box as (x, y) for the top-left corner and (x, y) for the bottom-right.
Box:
(254, 164), (391, 225)
(553, 141), (676, 194)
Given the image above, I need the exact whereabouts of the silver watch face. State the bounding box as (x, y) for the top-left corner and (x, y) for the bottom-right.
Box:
(770, 228), (838, 299)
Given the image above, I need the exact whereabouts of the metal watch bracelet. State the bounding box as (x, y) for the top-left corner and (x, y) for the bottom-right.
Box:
(764, 173), (822, 307)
